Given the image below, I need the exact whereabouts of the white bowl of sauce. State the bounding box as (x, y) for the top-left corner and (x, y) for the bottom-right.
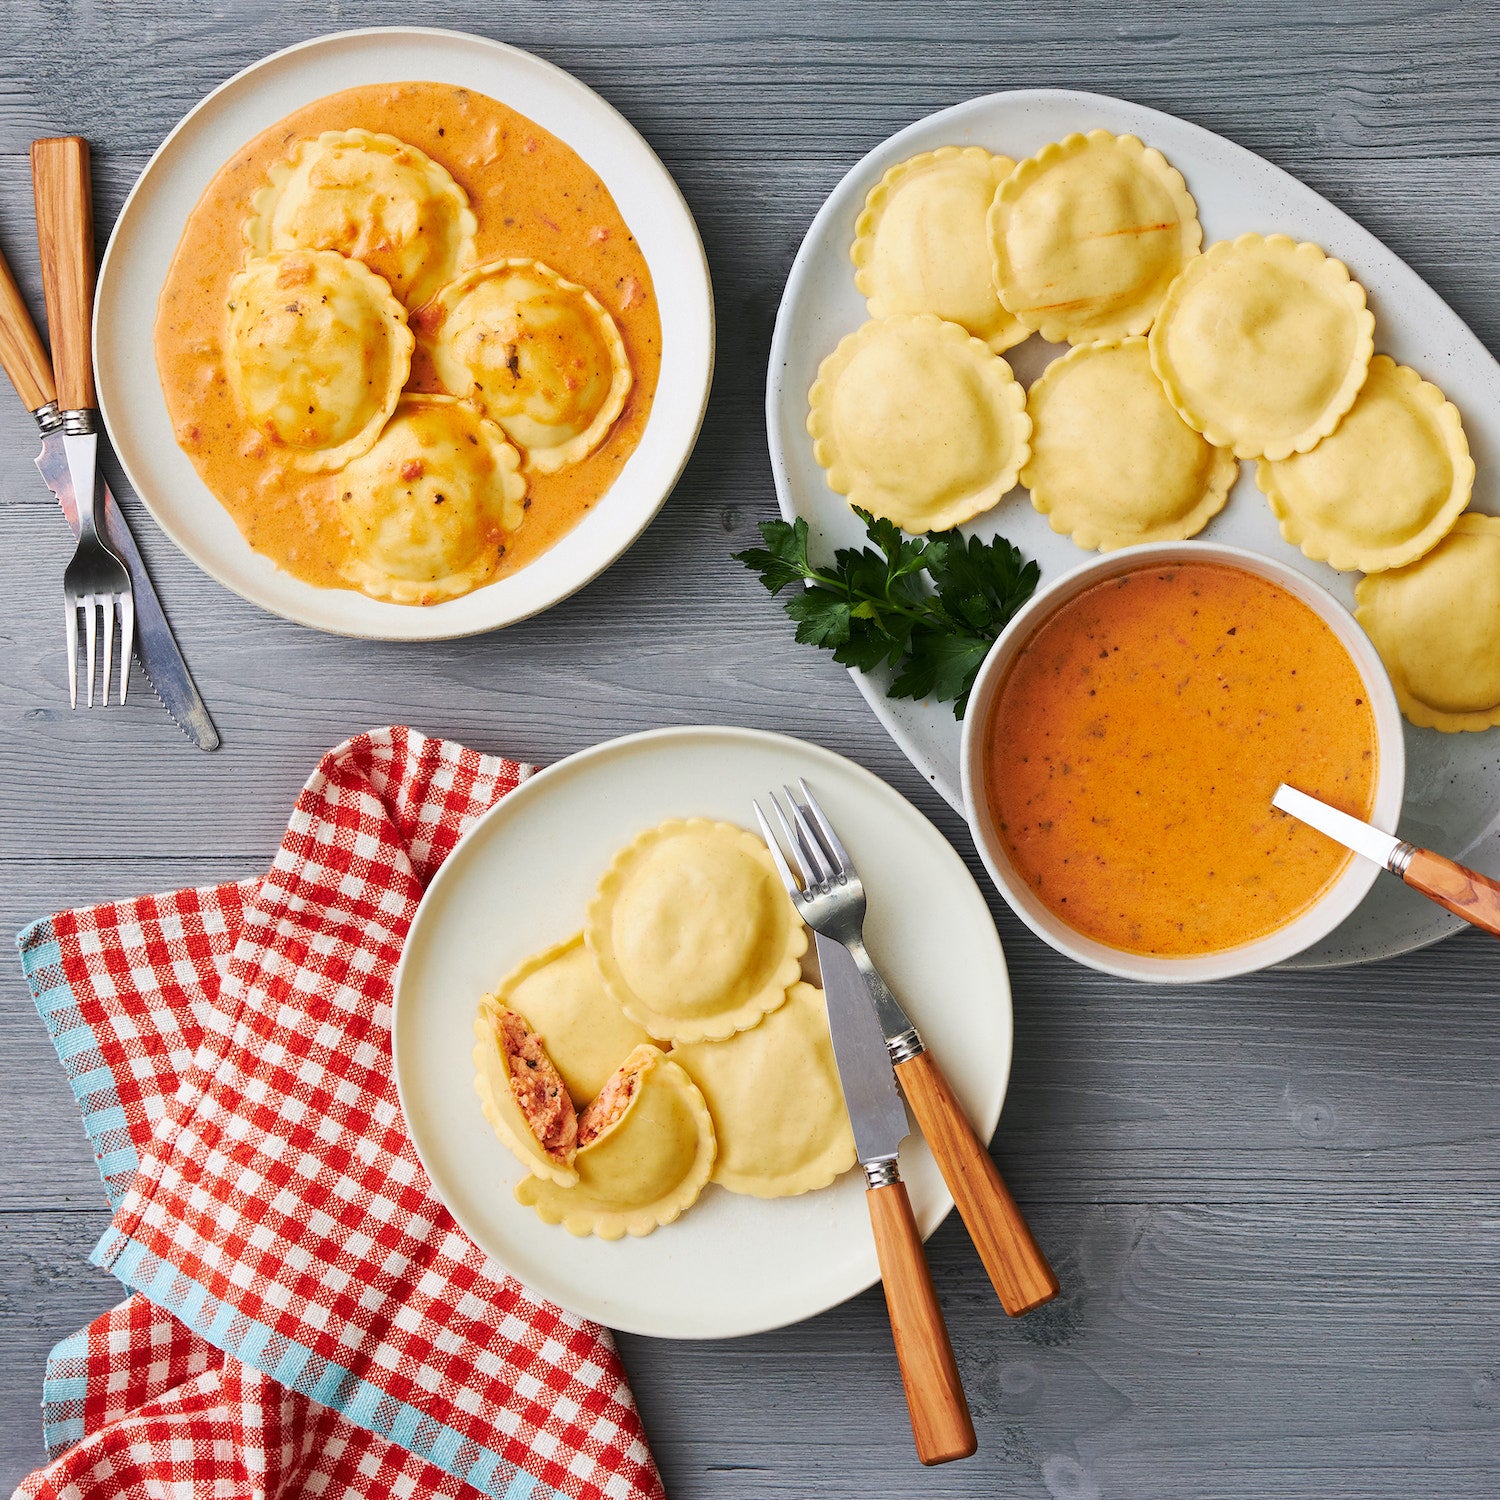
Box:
(960, 542), (1406, 983)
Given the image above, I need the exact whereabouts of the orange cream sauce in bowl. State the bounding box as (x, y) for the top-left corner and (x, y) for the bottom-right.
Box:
(959, 543), (1405, 983)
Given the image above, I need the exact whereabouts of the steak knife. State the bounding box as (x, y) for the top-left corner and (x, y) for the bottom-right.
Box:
(0, 231), (218, 748)
(816, 930), (976, 1465)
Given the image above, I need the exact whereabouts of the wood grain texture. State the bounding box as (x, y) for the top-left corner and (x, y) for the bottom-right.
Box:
(1404, 848), (1500, 937)
(867, 1179), (978, 1464)
(0, 238), (52, 411)
(896, 1047), (1059, 1316)
(1, 2), (1498, 1497)
(28, 137), (93, 411)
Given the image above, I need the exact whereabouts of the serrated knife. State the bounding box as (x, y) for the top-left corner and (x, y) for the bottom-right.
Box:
(0, 235), (218, 749)
(1273, 784), (1500, 936)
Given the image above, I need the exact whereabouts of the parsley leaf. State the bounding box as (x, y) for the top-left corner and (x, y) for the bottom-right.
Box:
(734, 509), (1039, 718)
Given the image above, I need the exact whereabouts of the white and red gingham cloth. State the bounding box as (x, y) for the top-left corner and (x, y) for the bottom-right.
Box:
(15, 727), (664, 1500)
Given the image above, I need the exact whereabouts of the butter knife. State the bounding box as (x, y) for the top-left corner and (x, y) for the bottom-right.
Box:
(0, 219), (219, 748)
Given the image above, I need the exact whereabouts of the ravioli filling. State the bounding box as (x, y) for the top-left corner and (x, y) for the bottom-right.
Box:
(497, 1010), (577, 1163)
(576, 1057), (643, 1146)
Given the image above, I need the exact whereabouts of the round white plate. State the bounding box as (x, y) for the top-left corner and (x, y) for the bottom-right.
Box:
(392, 726), (1012, 1339)
(96, 27), (714, 639)
(767, 88), (1500, 968)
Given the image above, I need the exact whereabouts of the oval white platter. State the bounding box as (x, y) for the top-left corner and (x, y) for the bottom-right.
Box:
(767, 88), (1500, 968)
(95, 26), (714, 640)
(392, 726), (1012, 1339)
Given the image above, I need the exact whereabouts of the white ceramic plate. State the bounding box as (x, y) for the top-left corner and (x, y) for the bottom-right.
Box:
(95, 27), (714, 639)
(392, 726), (1012, 1338)
(767, 88), (1500, 968)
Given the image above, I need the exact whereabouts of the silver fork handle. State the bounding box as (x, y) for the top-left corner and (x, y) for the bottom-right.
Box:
(844, 935), (923, 1063)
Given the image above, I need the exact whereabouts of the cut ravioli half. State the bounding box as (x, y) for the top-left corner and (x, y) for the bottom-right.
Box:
(473, 995), (578, 1186)
(225, 250), (412, 472)
(1022, 336), (1237, 551)
(851, 146), (1026, 352)
(988, 130), (1201, 345)
(514, 1045), (716, 1238)
(1355, 515), (1500, 733)
(675, 981), (856, 1199)
(1256, 356), (1473, 573)
(497, 932), (654, 1106)
(426, 258), (632, 473)
(245, 128), (477, 310)
(807, 315), (1030, 533)
(336, 395), (526, 605)
(1149, 233), (1375, 461)
(586, 819), (806, 1044)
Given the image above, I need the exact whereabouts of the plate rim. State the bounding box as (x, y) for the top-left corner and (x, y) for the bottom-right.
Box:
(391, 723), (1014, 1339)
(94, 24), (715, 641)
(765, 84), (1490, 967)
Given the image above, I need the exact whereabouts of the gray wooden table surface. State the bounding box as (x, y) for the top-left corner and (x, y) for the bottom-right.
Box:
(2, 2), (1498, 1496)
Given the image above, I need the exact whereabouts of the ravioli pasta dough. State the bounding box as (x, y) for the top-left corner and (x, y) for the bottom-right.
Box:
(675, 982), (856, 1198)
(587, 819), (807, 1043)
(515, 1045), (717, 1238)
(988, 130), (1201, 345)
(1149, 233), (1375, 461)
(473, 995), (578, 1186)
(496, 932), (654, 1105)
(428, 258), (632, 472)
(224, 249), (412, 472)
(1022, 337), (1236, 551)
(807, 314), (1030, 532)
(1355, 515), (1500, 732)
(1256, 356), (1473, 573)
(851, 147), (1026, 352)
(336, 394), (526, 604)
(246, 128), (478, 310)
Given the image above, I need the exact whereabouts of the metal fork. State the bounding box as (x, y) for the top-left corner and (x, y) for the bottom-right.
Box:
(756, 778), (1061, 1318)
(34, 134), (133, 708)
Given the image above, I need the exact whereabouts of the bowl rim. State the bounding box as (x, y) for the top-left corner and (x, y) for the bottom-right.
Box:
(958, 540), (1407, 984)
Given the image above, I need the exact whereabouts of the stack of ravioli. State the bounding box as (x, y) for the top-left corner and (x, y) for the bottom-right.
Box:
(810, 128), (1500, 734)
(473, 818), (857, 1239)
(223, 127), (632, 603)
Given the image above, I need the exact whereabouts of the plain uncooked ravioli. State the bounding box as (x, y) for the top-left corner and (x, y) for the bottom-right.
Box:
(1022, 336), (1237, 551)
(224, 249), (412, 471)
(335, 394), (526, 604)
(1256, 356), (1473, 573)
(1355, 515), (1500, 732)
(427, 257), (633, 472)
(674, 982), (856, 1198)
(586, 818), (806, 1043)
(851, 146), (1026, 352)
(514, 1045), (717, 1239)
(806, 313), (1031, 533)
(245, 127), (478, 310)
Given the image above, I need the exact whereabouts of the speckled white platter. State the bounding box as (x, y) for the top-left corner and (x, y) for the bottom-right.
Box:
(767, 88), (1500, 967)
(392, 726), (1012, 1338)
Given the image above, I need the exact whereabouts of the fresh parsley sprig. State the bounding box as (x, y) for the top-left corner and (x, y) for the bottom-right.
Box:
(734, 508), (1039, 717)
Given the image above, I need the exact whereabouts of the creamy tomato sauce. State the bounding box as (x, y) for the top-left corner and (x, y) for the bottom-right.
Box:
(984, 563), (1377, 956)
(154, 82), (661, 596)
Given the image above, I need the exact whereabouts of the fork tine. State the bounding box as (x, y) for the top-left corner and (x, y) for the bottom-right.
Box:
(798, 778), (856, 879)
(65, 601), (78, 708)
(118, 594), (134, 705)
(83, 596), (97, 709)
(766, 791), (816, 886)
(101, 596), (115, 708)
(776, 787), (833, 886)
(753, 799), (804, 899)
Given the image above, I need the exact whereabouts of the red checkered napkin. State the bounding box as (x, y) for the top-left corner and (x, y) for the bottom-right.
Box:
(15, 727), (663, 1500)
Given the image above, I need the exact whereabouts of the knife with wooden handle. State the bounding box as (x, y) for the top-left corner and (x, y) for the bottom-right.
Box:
(0, 146), (219, 748)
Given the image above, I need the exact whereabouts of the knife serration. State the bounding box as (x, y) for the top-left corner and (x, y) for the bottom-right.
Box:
(816, 932), (909, 1169)
(36, 430), (219, 749)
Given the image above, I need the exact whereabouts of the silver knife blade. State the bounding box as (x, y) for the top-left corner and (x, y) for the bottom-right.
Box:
(1272, 783), (1400, 869)
(37, 427), (220, 750)
(815, 931), (909, 1170)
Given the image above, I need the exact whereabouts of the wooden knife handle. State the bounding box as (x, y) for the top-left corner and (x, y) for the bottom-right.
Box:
(895, 1049), (1059, 1316)
(1403, 848), (1500, 938)
(0, 239), (55, 412)
(31, 136), (95, 411)
(866, 1179), (976, 1465)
